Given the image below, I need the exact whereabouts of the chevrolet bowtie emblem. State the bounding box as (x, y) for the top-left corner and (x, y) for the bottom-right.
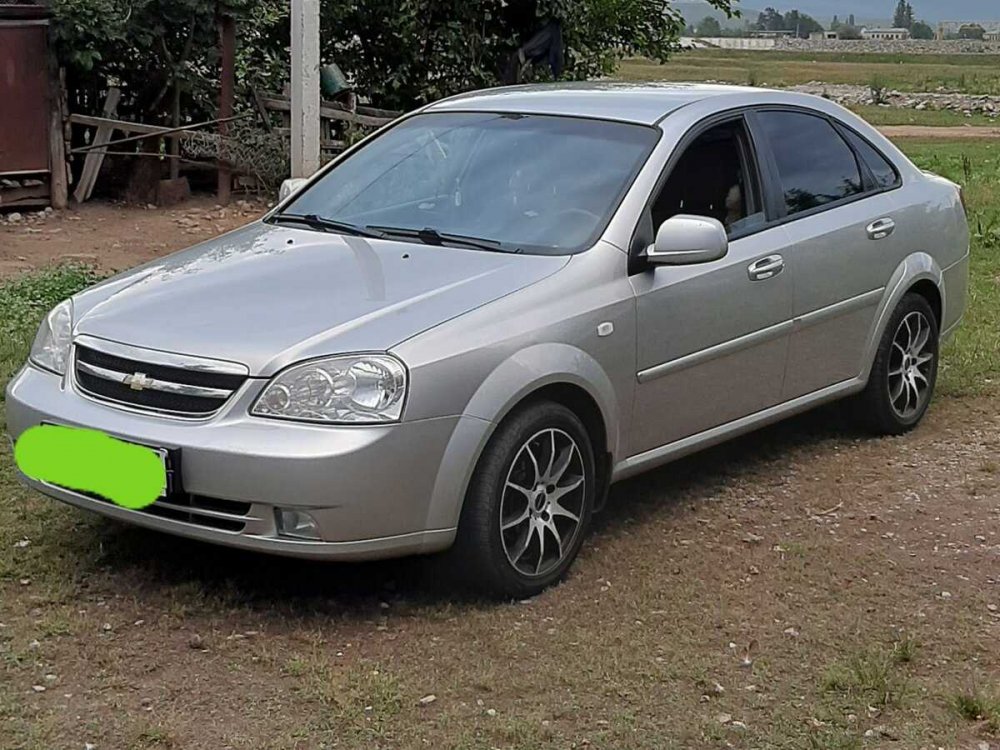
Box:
(124, 372), (153, 391)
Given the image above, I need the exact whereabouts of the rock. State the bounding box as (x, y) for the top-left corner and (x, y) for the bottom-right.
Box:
(418, 694), (437, 706)
(486, 708), (497, 717)
(8, 212), (23, 223)
(188, 634), (207, 650)
(716, 713), (733, 725)
(31, 685), (46, 693)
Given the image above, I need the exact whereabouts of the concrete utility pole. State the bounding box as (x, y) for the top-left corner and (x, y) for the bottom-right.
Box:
(290, 0), (321, 178)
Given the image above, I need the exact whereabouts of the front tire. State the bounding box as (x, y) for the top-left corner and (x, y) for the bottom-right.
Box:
(451, 401), (595, 598)
(855, 293), (939, 435)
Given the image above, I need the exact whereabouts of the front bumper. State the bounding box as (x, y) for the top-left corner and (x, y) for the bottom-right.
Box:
(5, 364), (492, 561)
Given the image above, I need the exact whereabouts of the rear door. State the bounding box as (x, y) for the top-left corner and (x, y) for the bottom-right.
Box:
(748, 109), (906, 400)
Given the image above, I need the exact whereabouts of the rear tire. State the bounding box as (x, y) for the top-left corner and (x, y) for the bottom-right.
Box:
(855, 293), (939, 435)
(450, 401), (595, 598)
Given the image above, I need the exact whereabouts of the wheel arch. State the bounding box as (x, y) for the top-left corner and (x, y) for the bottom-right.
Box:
(861, 252), (945, 383)
(424, 344), (621, 533)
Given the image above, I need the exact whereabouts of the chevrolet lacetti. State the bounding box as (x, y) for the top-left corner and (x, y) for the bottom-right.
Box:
(6, 83), (969, 597)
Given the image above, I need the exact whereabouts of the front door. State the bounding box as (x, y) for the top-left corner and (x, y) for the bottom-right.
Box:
(628, 117), (793, 456)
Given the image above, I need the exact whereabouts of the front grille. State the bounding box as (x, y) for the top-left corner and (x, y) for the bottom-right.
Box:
(73, 339), (248, 417)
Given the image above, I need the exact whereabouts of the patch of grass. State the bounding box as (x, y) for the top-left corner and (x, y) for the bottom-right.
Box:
(950, 689), (1000, 734)
(0, 263), (102, 417)
(807, 729), (863, 750)
(891, 635), (918, 665)
(132, 725), (175, 749)
(822, 646), (910, 708)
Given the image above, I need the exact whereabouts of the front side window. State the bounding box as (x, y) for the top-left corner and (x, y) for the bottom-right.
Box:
(651, 119), (765, 237)
(284, 112), (659, 254)
(756, 111), (864, 216)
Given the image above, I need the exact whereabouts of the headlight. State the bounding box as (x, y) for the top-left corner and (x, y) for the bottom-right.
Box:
(29, 299), (74, 375)
(251, 354), (407, 424)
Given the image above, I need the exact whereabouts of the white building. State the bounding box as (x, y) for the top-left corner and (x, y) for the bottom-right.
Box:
(861, 27), (911, 40)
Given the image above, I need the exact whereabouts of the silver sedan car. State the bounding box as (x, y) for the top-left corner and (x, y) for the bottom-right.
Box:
(6, 83), (969, 597)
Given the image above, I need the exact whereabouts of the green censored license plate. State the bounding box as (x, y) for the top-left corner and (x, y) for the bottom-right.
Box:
(14, 424), (168, 510)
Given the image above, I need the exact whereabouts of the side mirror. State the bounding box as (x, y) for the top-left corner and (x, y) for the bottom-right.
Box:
(646, 214), (728, 266)
(278, 177), (309, 203)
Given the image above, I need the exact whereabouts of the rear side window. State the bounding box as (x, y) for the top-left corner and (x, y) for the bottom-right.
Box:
(756, 111), (864, 216)
(840, 129), (900, 190)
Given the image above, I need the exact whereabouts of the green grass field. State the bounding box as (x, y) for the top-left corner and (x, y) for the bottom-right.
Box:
(896, 138), (1000, 395)
(850, 105), (998, 128)
(618, 50), (1000, 95)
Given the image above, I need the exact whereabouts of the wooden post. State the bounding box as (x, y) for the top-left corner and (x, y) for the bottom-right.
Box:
(217, 11), (236, 205)
(290, 0), (321, 178)
(46, 38), (68, 209)
(73, 87), (121, 203)
(169, 79), (181, 180)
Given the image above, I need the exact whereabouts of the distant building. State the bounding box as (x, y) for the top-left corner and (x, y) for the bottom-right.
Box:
(986, 30), (1000, 41)
(861, 28), (911, 40)
(810, 30), (840, 40)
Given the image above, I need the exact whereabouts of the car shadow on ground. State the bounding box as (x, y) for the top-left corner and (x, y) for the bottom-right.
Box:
(90, 401), (868, 613)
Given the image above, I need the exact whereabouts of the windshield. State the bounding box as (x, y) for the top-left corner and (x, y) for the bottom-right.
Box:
(281, 112), (658, 254)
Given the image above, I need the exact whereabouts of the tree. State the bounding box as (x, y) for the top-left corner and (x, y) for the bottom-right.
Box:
(958, 23), (986, 40)
(911, 20), (935, 39)
(49, 0), (287, 122)
(697, 16), (722, 36)
(316, 0), (736, 110)
(893, 1), (916, 29)
(754, 7), (786, 32)
(50, 0), (738, 117)
(892, 0), (907, 28)
(784, 10), (824, 38)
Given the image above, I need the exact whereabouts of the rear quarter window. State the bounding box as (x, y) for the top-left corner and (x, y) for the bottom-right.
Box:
(840, 128), (901, 191)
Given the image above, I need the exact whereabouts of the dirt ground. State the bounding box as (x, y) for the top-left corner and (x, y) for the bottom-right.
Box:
(0, 197), (266, 280)
(879, 125), (1000, 139)
(3, 392), (999, 749)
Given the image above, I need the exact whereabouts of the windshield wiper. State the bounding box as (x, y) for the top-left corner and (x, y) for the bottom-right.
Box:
(269, 213), (384, 239)
(367, 225), (518, 253)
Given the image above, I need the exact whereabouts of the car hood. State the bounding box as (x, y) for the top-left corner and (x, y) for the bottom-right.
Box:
(74, 222), (569, 375)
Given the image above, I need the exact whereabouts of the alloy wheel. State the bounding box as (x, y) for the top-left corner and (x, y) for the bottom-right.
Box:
(500, 428), (586, 577)
(887, 310), (935, 420)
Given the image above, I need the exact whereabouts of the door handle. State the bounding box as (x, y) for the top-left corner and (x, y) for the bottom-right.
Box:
(748, 254), (784, 281)
(867, 217), (896, 240)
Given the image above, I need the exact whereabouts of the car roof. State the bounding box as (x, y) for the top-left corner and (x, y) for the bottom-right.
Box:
(424, 82), (784, 126)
